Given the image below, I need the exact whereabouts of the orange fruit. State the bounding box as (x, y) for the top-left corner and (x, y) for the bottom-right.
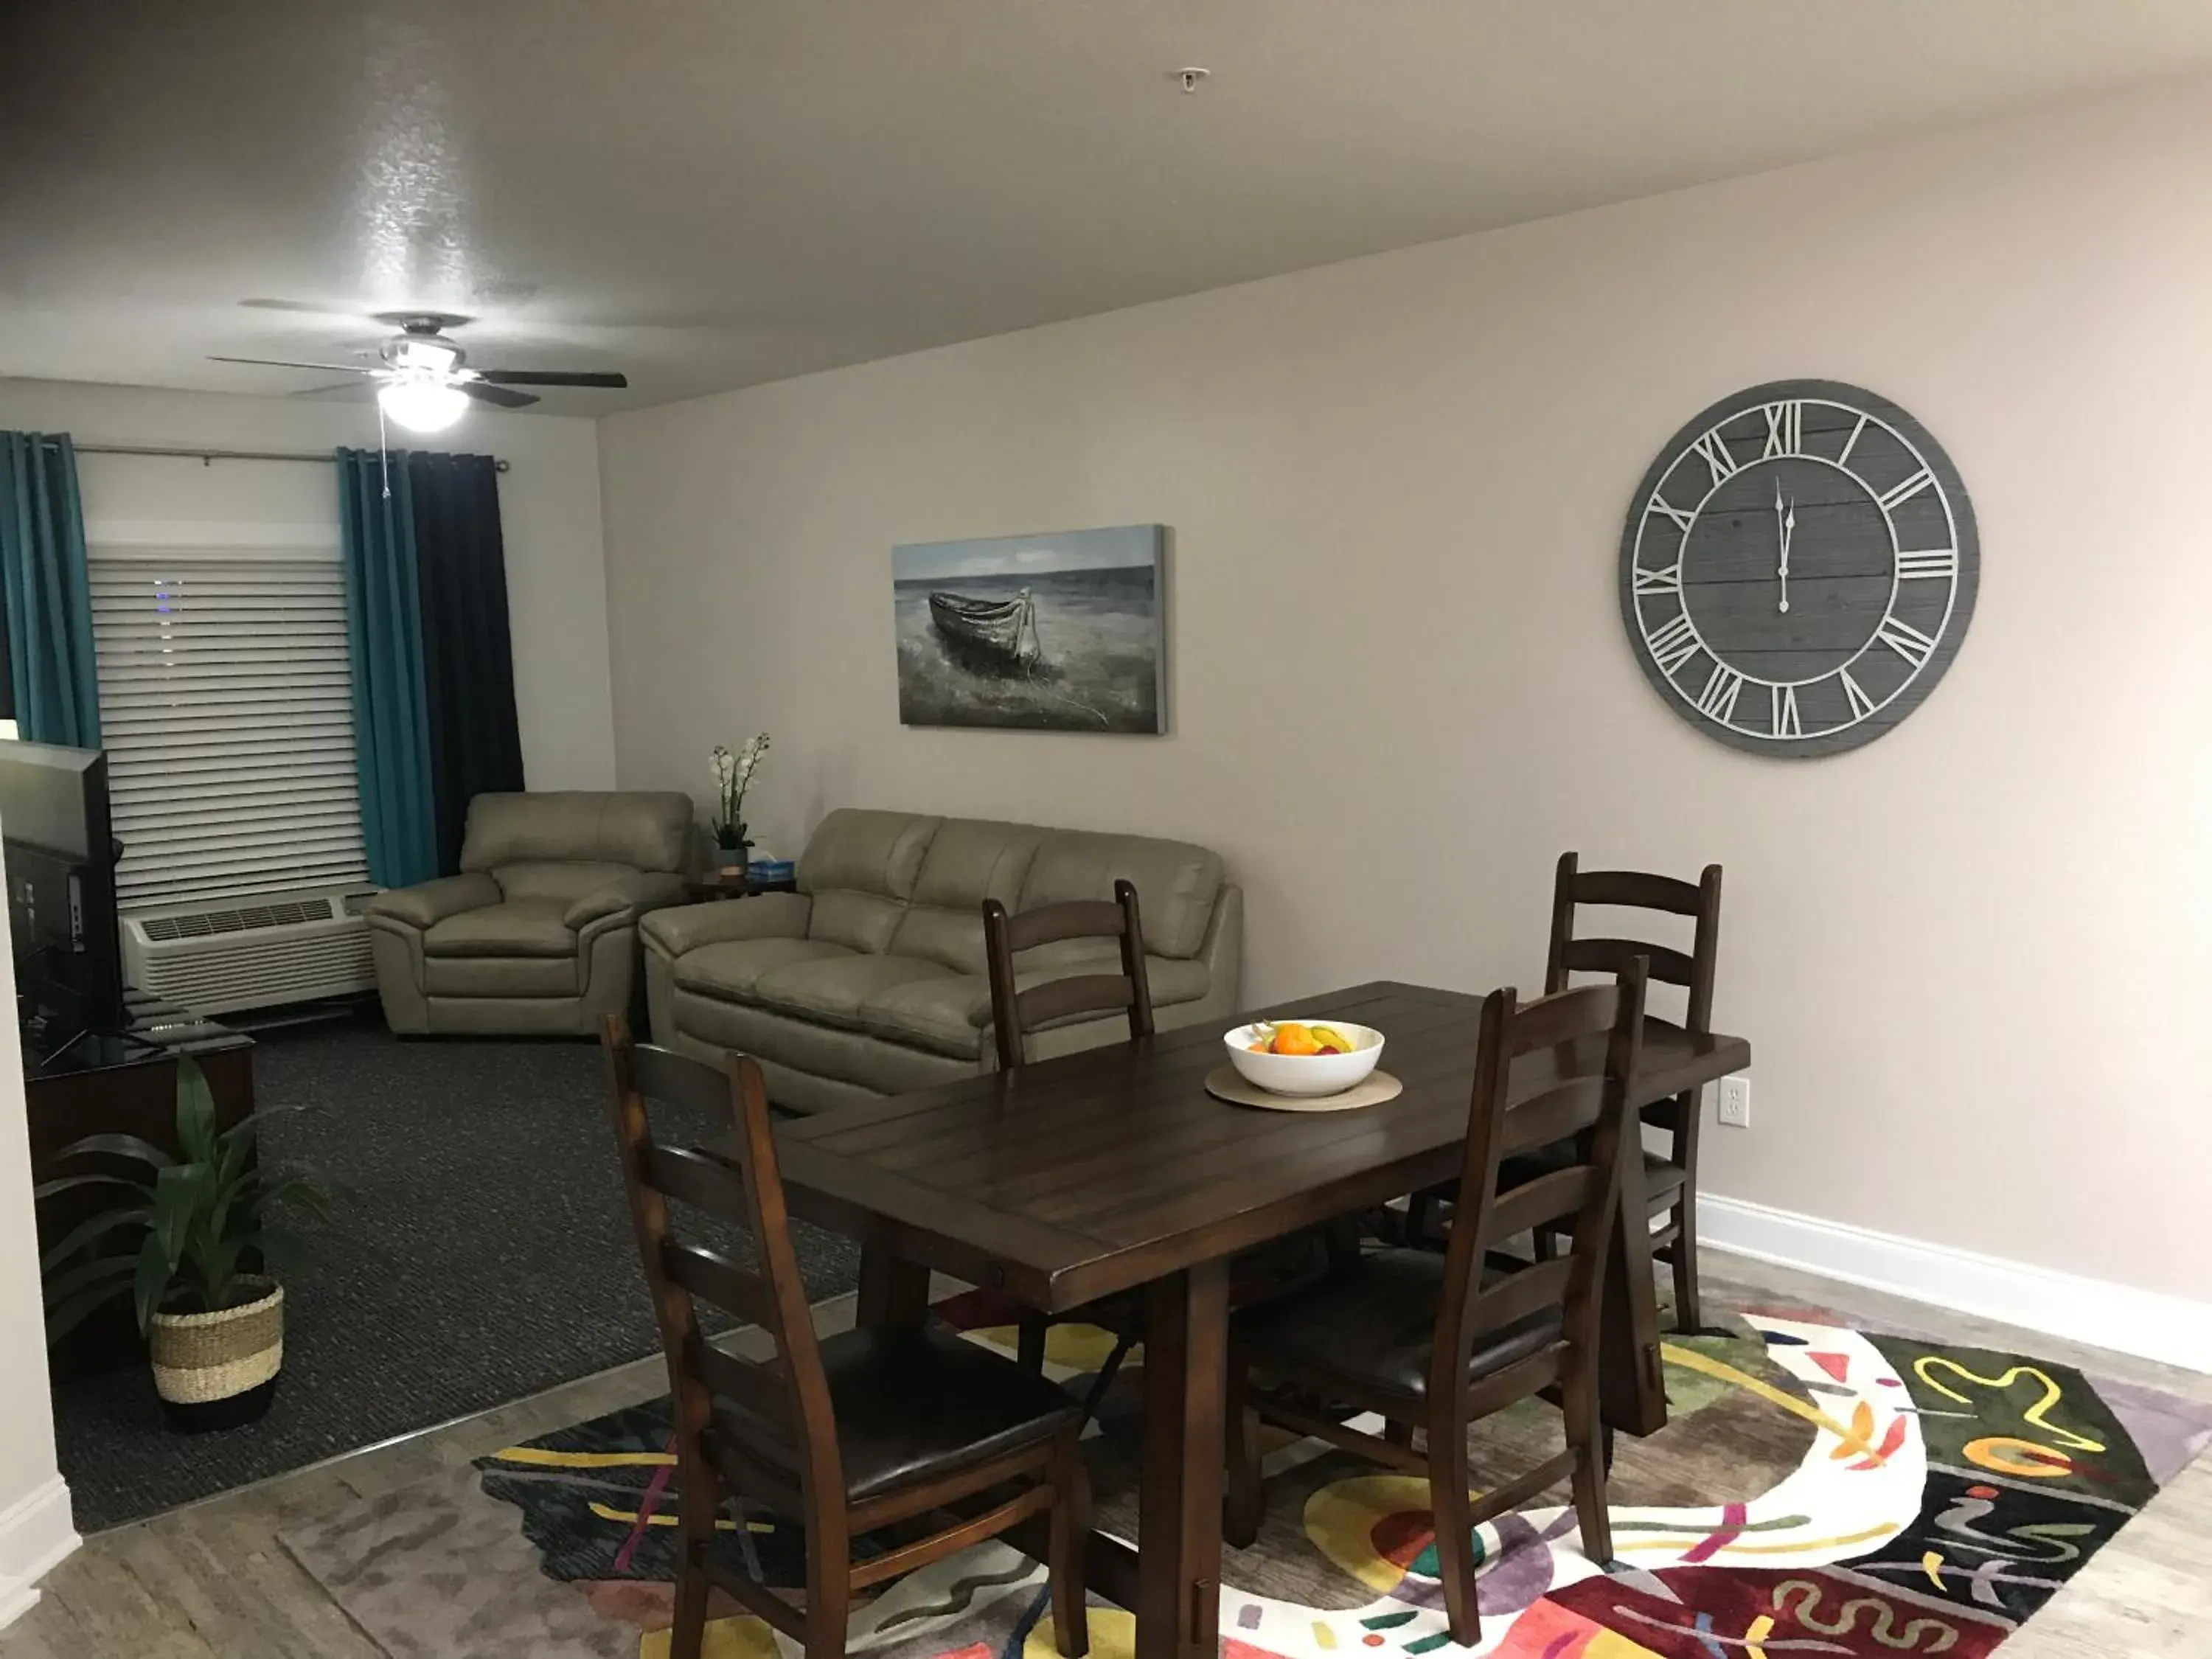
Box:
(1270, 1023), (1321, 1057)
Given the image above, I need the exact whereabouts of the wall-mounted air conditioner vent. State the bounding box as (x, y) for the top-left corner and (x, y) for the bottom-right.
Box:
(123, 887), (379, 1017)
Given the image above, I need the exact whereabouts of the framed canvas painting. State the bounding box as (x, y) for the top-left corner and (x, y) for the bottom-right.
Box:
(892, 524), (1167, 733)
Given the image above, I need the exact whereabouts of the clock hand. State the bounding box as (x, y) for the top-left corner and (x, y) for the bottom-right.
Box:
(1775, 481), (1792, 614)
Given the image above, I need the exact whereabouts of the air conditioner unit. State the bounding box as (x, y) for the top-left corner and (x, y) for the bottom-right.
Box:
(122, 888), (380, 1018)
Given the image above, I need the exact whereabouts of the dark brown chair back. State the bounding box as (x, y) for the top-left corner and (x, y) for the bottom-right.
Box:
(1426, 964), (1647, 1401)
(1544, 851), (1721, 1034)
(981, 879), (1155, 1072)
(602, 1016), (845, 1514)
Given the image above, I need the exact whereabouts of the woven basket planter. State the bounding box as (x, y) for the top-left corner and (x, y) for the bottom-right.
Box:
(148, 1276), (284, 1433)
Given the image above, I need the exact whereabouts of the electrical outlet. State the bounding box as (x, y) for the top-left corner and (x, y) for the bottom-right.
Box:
(1715, 1074), (1751, 1128)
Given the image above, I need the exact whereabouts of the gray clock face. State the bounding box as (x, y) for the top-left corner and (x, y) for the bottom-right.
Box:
(1619, 379), (1978, 757)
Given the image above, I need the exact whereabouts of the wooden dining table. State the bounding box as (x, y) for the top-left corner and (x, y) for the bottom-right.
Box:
(774, 979), (1750, 1659)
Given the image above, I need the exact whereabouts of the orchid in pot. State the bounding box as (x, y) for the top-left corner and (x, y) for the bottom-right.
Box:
(709, 733), (771, 875)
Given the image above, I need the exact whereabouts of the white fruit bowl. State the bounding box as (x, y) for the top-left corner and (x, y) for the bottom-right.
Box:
(1223, 1020), (1385, 1097)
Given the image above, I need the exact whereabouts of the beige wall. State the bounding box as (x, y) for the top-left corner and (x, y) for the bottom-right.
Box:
(0, 379), (618, 789)
(597, 80), (2212, 1302)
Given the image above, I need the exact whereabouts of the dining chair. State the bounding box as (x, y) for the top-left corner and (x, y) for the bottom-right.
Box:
(1222, 966), (1647, 1648)
(982, 880), (1152, 1405)
(1532, 851), (1722, 1333)
(601, 1015), (1093, 1659)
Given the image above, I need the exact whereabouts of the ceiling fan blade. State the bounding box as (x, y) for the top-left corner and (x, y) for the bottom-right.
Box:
(288, 381), (375, 400)
(208, 355), (378, 375)
(474, 369), (629, 388)
(460, 381), (540, 409)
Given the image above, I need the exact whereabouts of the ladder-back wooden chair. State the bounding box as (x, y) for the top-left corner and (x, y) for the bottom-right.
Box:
(1534, 851), (1722, 1332)
(982, 880), (1152, 1408)
(1222, 966), (1647, 1648)
(602, 1016), (1092, 1659)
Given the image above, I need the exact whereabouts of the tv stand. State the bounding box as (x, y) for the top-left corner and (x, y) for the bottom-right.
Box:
(27, 992), (256, 1381)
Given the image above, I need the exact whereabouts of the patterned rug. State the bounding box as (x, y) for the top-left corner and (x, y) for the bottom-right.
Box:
(281, 1284), (2212, 1658)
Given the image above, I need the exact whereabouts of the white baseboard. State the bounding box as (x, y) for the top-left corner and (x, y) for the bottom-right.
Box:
(1700, 1193), (2212, 1377)
(0, 1475), (79, 1632)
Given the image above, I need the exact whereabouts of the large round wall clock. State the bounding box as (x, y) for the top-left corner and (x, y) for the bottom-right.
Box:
(1619, 378), (1978, 757)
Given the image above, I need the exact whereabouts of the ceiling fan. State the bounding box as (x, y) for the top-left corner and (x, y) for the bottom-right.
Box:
(209, 312), (629, 434)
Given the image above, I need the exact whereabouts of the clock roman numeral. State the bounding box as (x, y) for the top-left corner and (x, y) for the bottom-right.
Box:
(1634, 561), (1682, 594)
(1875, 613), (1938, 669)
(1838, 667), (1877, 722)
(1694, 664), (1745, 723)
(1644, 611), (1700, 675)
(1645, 497), (1696, 533)
(1761, 400), (1804, 458)
(1770, 683), (1801, 740)
(1877, 467), (1935, 512)
(1690, 430), (1739, 487)
(1837, 413), (1869, 470)
(1896, 547), (1958, 580)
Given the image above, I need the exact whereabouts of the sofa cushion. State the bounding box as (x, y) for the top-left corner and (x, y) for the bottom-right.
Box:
(890, 818), (1046, 973)
(749, 955), (961, 1032)
(461, 791), (693, 874)
(1019, 830), (1222, 959)
(423, 898), (577, 958)
(495, 860), (641, 905)
(675, 938), (856, 1001)
(798, 810), (941, 955)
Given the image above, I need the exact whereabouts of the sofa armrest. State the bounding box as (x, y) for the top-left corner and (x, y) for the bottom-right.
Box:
(640, 891), (813, 957)
(565, 872), (689, 931)
(364, 872), (501, 932)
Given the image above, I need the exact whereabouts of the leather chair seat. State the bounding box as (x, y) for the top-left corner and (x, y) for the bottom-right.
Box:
(720, 1321), (1081, 1503)
(675, 937), (857, 1000)
(423, 897), (578, 958)
(1233, 1248), (1561, 1399)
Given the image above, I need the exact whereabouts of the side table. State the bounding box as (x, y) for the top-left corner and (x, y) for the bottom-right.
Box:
(684, 870), (799, 902)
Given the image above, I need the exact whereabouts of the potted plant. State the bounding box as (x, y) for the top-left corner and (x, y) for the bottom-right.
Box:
(36, 1054), (330, 1432)
(709, 732), (771, 877)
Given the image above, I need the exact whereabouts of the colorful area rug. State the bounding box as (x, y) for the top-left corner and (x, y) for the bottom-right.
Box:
(282, 1286), (2212, 1658)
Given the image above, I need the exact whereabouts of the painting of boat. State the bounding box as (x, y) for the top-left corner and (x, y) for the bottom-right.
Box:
(894, 525), (1166, 734)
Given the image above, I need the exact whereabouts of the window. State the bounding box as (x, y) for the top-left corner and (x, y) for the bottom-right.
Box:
(88, 521), (369, 908)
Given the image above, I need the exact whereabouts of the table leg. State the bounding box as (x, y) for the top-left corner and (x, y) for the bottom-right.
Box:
(1137, 1257), (1230, 1659)
(1599, 1147), (1669, 1438)
(855, 1222), (930, 1331)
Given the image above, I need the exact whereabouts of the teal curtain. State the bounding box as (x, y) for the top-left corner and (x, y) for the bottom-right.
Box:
(0, 432), (102, 746)
(337, 449), (439, 887)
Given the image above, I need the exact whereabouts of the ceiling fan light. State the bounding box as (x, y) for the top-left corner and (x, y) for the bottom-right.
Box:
(378, 375), (468, 434)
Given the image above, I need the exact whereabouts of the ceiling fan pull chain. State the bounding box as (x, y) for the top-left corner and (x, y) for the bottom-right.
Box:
(376, 397), (392, 500)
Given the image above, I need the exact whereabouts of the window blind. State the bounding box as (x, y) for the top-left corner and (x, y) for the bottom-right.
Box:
(88, 536), (369, 908)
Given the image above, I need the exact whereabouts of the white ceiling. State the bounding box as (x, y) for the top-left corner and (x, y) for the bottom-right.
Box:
(5, 1), (2211, 415)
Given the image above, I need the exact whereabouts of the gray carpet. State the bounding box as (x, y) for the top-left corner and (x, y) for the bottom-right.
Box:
(49, 1018), (861, 1531)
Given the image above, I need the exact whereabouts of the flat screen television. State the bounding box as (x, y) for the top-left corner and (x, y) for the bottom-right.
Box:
(0, 738), (126, 1054)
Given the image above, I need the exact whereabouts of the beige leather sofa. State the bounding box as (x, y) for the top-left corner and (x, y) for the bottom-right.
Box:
(366, 791), (693, 1036)
(641, 809), (1242, 1110)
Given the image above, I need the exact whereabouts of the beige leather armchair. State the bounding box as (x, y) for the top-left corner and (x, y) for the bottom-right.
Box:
(366, 791), (694, 1036)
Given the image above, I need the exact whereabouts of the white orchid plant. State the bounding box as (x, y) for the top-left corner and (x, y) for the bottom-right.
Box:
(709, 734), (771, 851)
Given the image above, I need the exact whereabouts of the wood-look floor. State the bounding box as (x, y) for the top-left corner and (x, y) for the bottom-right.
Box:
(4, 1256), (2206, 1657)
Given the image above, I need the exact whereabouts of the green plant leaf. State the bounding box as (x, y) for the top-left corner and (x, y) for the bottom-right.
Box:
(175, 1055), (218, 1165)
(151, 1164), (202, 1273)
(257, 1174), (334, 1225)
(42, 1248), (139, 1310)
(215, 1116), (259, 1188)
(198, 1238), (243, 1310)
(31, 1172), (153, 1204)
(134, 1237), (174, 1331)
(38, 1206), (153, 1273)
(38, 1132), (174, 1174)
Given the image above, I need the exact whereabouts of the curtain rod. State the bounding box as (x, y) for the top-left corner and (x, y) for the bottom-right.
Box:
(55, 439), (509, 473)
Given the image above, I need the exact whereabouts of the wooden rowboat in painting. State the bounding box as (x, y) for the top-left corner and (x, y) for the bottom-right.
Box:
(929, 588), (1040, 667)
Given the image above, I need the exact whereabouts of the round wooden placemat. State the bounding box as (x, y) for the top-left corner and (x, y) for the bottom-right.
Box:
(1204, 1065), (1403, 1113)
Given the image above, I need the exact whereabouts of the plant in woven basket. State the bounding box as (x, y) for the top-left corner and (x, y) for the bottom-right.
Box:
(35, 1054), (330, 1427)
